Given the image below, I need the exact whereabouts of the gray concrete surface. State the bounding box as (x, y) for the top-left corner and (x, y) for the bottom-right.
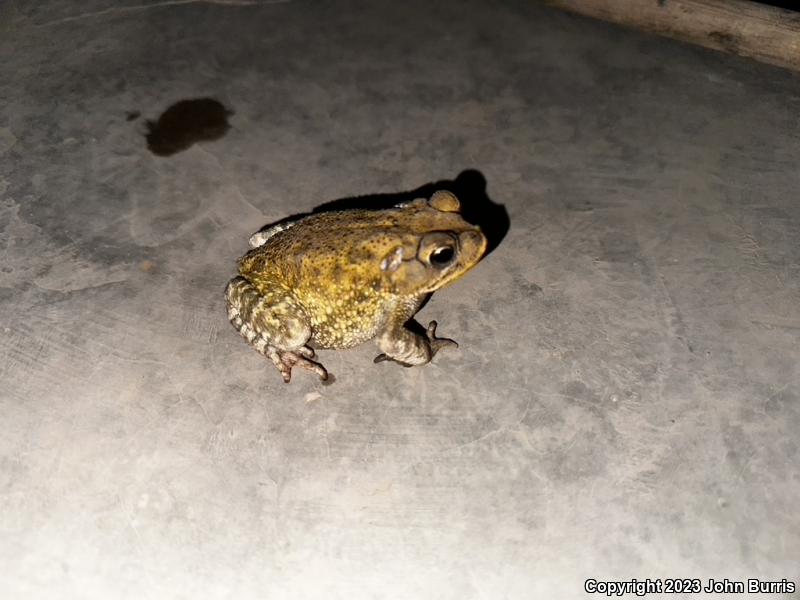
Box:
(2, 1), (799, 598)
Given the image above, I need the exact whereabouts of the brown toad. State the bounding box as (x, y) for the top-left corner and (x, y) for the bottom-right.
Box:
(224, 190), (487, 382)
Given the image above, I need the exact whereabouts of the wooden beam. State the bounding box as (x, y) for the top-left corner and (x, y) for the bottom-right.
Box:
(541, 0), (800, 72)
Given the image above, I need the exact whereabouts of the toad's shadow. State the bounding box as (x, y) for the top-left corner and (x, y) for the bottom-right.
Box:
(255, 170), (507, 259)
(308, 169), (508, 257)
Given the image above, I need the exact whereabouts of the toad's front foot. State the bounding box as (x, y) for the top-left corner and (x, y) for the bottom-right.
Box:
(374, 320), (458, 366)
(267, 345), (329, 383)
(424, 320), (458, 356)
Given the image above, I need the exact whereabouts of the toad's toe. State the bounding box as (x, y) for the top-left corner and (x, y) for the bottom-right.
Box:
(426, 320), (458, 357)
(268, 347), (329, 383)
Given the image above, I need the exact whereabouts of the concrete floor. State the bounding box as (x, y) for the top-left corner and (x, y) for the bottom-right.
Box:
(2, 1), (799, 598)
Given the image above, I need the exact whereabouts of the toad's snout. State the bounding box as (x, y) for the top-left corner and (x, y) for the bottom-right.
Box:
(460, 228), (488, 258)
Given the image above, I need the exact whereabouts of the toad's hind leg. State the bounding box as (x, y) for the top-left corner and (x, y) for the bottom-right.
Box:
(225, 276), (328, 383)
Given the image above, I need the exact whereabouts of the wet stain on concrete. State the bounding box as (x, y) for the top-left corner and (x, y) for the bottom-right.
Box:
(145, 98), (232, 156)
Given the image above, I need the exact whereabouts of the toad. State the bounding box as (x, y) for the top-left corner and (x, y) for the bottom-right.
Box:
(225, 190), (487, 382)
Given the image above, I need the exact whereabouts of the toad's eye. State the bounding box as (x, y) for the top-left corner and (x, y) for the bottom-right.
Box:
(430, 246), (455, 267)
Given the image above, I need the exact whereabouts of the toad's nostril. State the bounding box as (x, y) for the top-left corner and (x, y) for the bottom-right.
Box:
(463, 229), (486, 249)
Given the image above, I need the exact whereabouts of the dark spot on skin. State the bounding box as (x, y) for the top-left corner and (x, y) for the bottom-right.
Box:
(349, 247), (374, 264)
(320, 372), (336, 386)
(146, 98), (232, 157)
(353, 289), (371, 303)
(126, 110), (141, 121)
